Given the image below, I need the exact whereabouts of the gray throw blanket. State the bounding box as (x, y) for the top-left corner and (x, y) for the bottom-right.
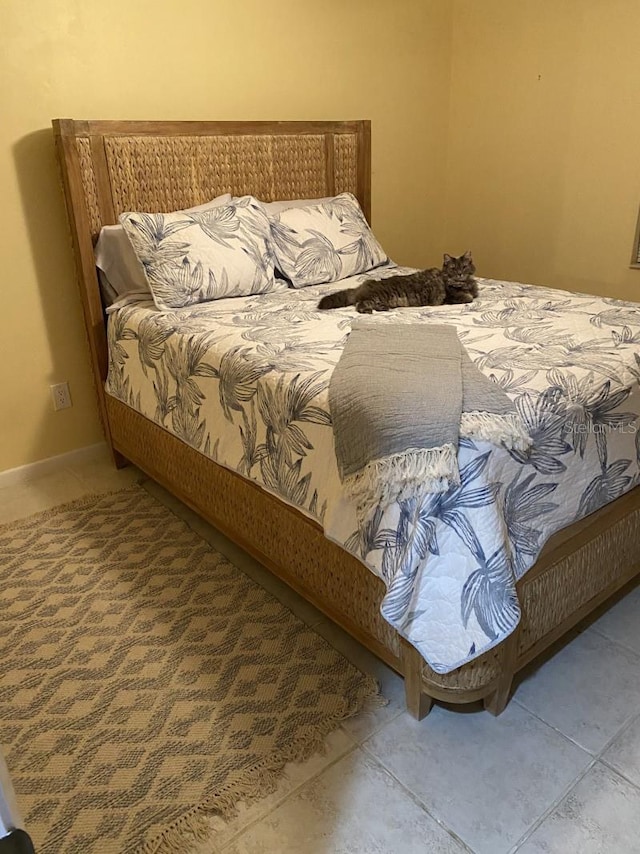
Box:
(329, 320), (531, 517)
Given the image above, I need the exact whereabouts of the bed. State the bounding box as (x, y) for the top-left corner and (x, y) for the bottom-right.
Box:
(52, 118), (640, 719)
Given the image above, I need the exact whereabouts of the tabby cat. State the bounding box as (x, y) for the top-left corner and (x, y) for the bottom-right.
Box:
(318, 251), (478, 313)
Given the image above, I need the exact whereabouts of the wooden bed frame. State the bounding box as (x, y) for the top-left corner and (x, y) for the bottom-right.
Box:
(52, 118), (640, 719)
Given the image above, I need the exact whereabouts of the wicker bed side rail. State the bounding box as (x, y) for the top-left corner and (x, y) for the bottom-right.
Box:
(516, 486), (640, 666)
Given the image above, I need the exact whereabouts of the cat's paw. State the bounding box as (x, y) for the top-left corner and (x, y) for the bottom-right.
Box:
(449, 293), (473, 304)
(356, 303), (373, 314)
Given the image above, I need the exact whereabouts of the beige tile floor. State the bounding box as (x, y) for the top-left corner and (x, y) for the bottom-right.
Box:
(3, 449), (640, 853)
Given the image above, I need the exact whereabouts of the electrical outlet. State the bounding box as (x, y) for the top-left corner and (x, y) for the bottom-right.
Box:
(51, 382), (72, 411)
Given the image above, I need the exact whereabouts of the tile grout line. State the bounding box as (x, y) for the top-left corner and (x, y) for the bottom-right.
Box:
(589, 703), (640, 794)
(510, 695), (599, 754)
(598, 758), (640, 793)
(359, 742), (476, 854)
(511, 697), (640, 759)
(63, 465), (98, 492)
(102, 467), (640, 848)
(586, 622), (640, 660)
(506, 757), (598, 854)
(593, 705), (640, 759)
(507, 702), (640, 851)
(511, 689), (640, 757)
(359, 699), (621, 854)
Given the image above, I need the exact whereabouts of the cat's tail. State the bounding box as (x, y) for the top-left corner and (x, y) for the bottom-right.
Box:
(318, 289), (357, 310)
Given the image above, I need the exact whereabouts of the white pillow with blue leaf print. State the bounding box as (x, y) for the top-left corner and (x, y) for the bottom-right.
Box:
(119, 196), (282, 310)
(268, 192), (389, 288)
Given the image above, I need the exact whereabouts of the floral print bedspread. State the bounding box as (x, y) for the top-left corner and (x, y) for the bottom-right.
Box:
(106, 272), (640, 672)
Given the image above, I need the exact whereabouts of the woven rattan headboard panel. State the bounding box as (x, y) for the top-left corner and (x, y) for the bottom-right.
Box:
(52, 119), (371, 435)
(55, 120), (370, 240)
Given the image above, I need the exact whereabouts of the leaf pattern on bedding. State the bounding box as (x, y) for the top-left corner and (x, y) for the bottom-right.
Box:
(503, 470), (559, 575)
(106, 273), (640, 672)
(120, 196), (283, 310)
(268, 193), (389, 288)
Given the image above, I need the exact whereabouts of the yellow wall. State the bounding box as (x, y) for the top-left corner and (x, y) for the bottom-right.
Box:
(445, 0), (640, 298)
(0, 0), (453, 471)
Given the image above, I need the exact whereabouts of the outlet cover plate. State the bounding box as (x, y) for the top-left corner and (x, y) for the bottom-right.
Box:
(51, 382), (72, 411)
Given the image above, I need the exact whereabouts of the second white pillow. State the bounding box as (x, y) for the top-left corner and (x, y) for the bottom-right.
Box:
(268, 193), (389, 288)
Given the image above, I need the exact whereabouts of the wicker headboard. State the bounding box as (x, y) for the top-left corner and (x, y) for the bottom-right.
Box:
(52, 119), (371, 437)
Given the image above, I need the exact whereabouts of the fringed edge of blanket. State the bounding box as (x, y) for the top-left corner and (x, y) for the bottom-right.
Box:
(343, 443), (460, 518)
(460, 410), (532, 451)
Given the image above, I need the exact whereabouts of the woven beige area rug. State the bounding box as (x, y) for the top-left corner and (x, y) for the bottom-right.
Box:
(0, 485), (381, 854)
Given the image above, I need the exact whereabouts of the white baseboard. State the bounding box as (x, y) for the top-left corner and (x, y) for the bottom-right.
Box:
(0, 443), (108, 489)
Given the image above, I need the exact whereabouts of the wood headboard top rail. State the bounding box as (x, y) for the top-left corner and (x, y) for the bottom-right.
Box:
(55, 119), (367, 136)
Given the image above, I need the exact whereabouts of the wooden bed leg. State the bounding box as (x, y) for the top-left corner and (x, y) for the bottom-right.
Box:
(109, 446), (129, 469)
(102, 420), (129, 469)
(483, 671), (513, 716)
(401, 638), (434, 720)
(483, 630), (519, 716)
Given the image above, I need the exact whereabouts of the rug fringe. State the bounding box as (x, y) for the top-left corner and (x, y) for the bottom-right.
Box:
(360, 690), (390, 714)
(141, 813), (212, 854)
(139, 674), (383, 854)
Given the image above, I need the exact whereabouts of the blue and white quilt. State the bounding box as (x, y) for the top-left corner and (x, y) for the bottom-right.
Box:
(106, 271), (640, 672)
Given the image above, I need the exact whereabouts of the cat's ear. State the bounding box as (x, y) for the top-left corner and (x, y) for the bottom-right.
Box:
(463, 250), (472, 259)
(443, 253), (452, 262)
